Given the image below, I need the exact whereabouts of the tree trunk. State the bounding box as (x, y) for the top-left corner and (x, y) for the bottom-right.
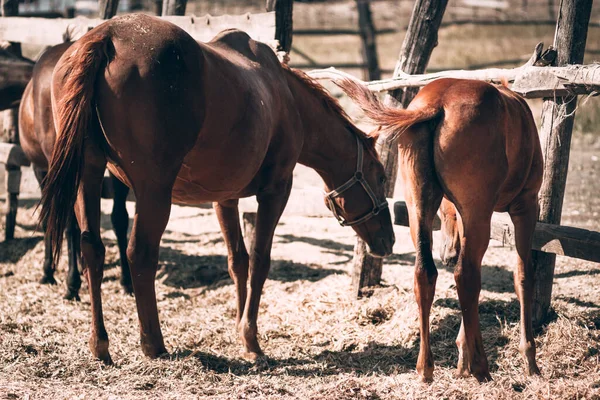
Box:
(356, 0), (380, 81)
(351, 0), (448, 298)
(532, 0), (592, 327)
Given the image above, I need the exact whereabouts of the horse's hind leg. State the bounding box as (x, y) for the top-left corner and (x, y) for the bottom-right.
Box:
(34, 167), (56, 285)
(453, 210), (493, 382)
(214, 200), (249, 330)
(110, 173), (132, 294)
(64, 210), (82, 301)
(74, 142), (110, 363)
(398, 127), (443, 382)
(127, 182), (173, 358)
(509, 193), (541, 376)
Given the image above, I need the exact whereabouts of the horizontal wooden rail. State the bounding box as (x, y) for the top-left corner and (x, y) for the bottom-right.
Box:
(308, 61), (600, 98)
(292, 28), (396, 36)
(0, 13), (276, 46)
(393, 201), (600, 263)
(441, 19), (600, 28)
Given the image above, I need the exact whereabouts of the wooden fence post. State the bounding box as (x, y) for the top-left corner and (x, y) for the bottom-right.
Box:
(356, 0), (380, 81)
(162, 0), (187, 17)
(532, 0), (592, 327)
(274, 0), (293, 56)
(98, 0), (119, 19)
(351, 0), (448, 298)
(2, 0), (20, 242)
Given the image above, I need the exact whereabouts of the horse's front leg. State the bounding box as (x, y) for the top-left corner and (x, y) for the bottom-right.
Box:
(214, 199), (249, 330)
(239, 178), (292, 360)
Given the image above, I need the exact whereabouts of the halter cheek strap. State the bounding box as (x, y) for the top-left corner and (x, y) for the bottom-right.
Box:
(324, 137), (389, 227)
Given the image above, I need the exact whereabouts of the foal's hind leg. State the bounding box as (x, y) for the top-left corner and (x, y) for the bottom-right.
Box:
(214, 200), (249, 329)
(453, 211), (493, 382)
(34, 167), (56, 285)
(398, 128), (443, 382)
(239, 179), (293, 360)
(127, 183), (173, 358)
(110, 173), (132, 294)
(509, 193), (541, 376)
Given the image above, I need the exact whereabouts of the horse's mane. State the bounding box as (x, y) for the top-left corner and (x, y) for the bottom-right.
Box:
(284, 66), (379, 159)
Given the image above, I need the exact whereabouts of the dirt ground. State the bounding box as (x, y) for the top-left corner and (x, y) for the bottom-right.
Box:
(0, 125), (599, 399)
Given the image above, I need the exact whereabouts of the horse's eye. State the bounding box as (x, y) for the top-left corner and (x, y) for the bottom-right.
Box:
(380, 175), (387, 185)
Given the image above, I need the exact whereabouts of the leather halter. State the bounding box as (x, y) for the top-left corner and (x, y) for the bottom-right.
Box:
(324, 137), (389, 227)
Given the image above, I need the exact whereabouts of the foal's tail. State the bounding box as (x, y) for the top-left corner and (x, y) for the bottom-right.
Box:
(39, 33), (109, 265)
(335, 79), (441, 140)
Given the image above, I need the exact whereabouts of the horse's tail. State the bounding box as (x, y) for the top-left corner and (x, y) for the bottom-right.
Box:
(336, 79), (441, 140)
(39, 33), (109, 265)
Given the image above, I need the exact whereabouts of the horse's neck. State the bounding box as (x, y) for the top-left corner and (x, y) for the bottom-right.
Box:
(288, 78), (357, 189)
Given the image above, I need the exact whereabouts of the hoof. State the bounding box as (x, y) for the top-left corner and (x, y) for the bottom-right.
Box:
(121, 281), (134, 296)
(525, 363), (541, 376)
(241, 349), (265, 362)
(90, 337), (112, 365)
(473, 370), (493, 383)
(39, 275), (57, 285)
(141, 336), (168, 359)
(454, 366), (471, 379)
(64, 291), (81, 301)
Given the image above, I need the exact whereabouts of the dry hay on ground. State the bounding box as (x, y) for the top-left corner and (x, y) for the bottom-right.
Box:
(0, 137), (599, 399)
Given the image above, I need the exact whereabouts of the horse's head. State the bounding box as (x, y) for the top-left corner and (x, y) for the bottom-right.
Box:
(323, 135), (395, 258)
(439, 198), (461, 267)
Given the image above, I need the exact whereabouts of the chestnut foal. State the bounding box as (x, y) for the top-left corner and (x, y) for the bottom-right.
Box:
(41, 14), (394, 363)
(19, 42), (132, 299)
(339, 78), (543, 382)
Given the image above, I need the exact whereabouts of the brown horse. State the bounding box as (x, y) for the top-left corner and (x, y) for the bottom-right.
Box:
(18, 42), (132, 300)
(40, 14), (394, 363)
(339, 78), (543, 382)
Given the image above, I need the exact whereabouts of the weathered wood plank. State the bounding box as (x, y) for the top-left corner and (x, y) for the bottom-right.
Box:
(308, 63), (600, 98)
(393, 201), (600, 264)
(352, 0), (448, 299)
(0, 13), (276, 46)
(0, 143), (30, 167)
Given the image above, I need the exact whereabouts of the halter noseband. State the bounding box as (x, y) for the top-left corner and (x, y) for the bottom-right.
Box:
(324, 137), (389, 227)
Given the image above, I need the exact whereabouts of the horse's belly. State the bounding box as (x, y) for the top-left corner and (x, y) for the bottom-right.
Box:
(170, 147), (265, 204)
(170, 175), (251, 205)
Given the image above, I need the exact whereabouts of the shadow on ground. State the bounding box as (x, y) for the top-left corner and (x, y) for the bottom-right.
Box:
(155, 245), (345, 290)
(0, 236), (43, 263)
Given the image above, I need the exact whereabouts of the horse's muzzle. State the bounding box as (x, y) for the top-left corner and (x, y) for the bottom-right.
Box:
(367, 234), (395, 258)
